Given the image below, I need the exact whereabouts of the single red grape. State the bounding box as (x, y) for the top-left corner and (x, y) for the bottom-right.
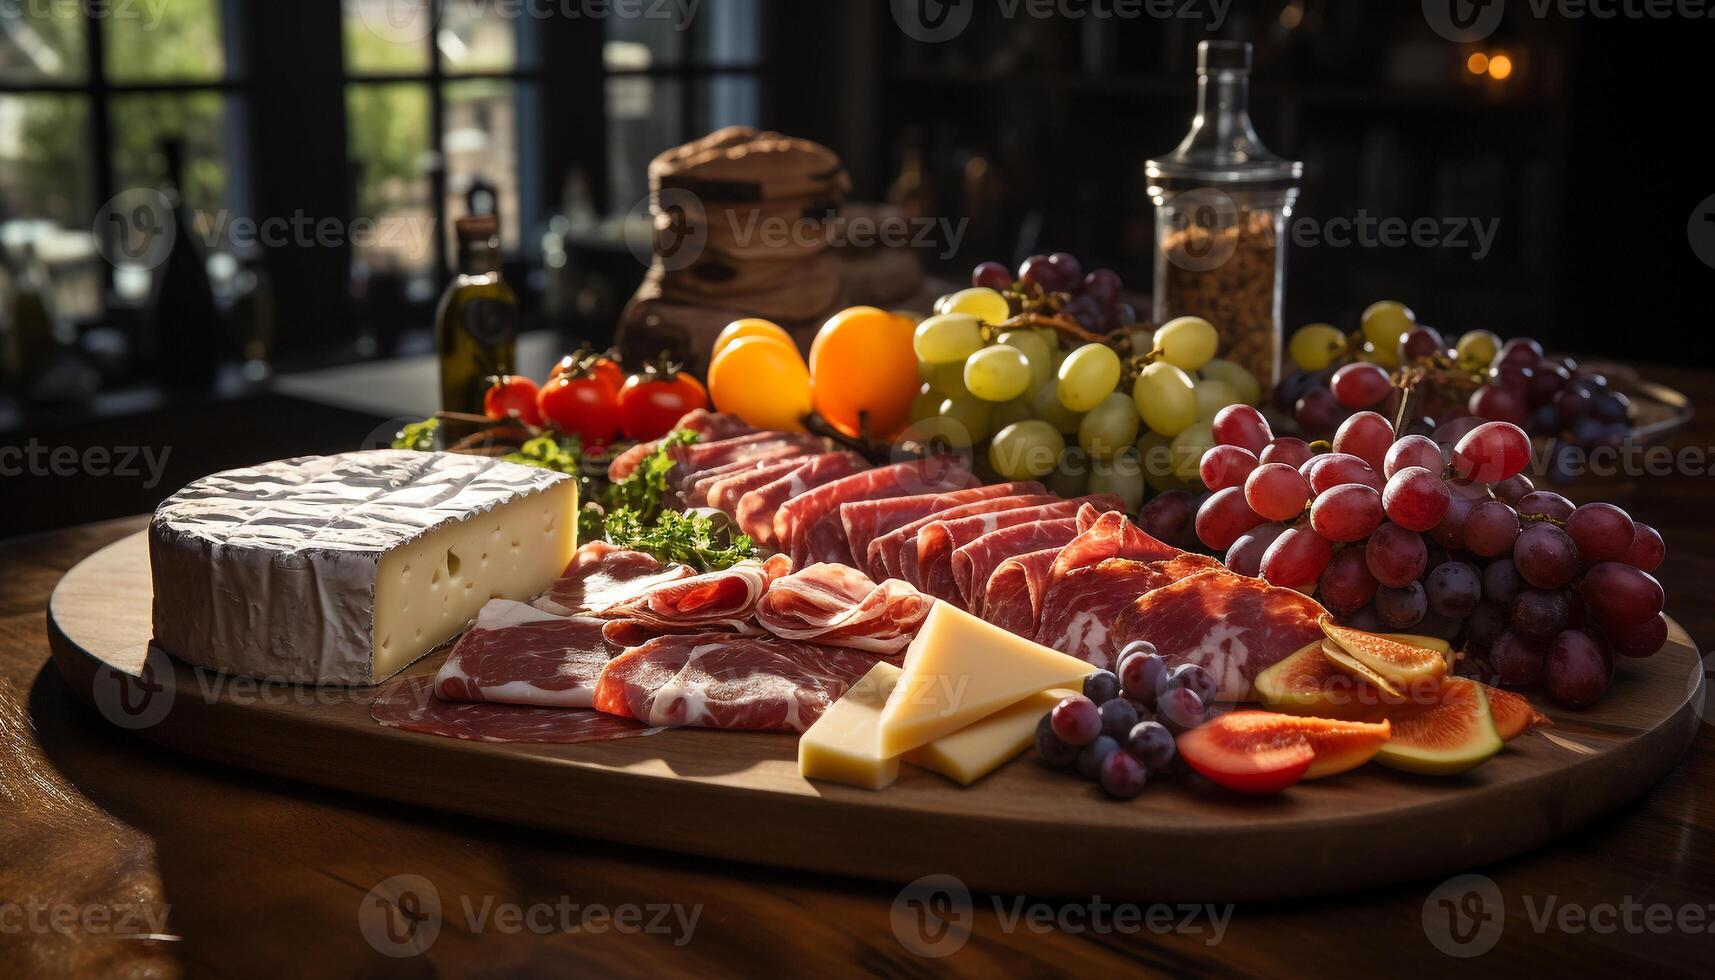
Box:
(1384, 434), (1445, 478)
(1493, 473), (1535, 504)
(1515, 490), (1574, 523)
(1463, 499), (1521, 557)
(1623, 523), (1665, 572)
(1566, 502), (1635, 563)
(1330, 362), (1392, 409)
(1599, 612), (1668, 659)
(1580, 562), (1665, 627)
(1513, 522), (1578, 589)
(1211, 404), (1272, 454)
(1511, 588), (1571, 641)
(972, 261), (1012, 290)
(1469, 385), (1529, 426)
(1490, 630), (1546, 688)
(1310, 483), (1384, 542)
(1244, 462), (1312, 522)
(1260, 526), (1335, 589)
(1546, 630), (1610, 707)
(1451, 421), (1531, 483)
(1382, 466), (1451, 532)
(1318, 547), (1379, 614)
(1295, 388), (1342, 433)
(1333, 412), (1395, 470)
(1050, 695), (1102, 746)
(1304, 453), (1383, 494)
(1259, 437), (1314, 468)
(1195, 486), (1267, 551)
(1225, 522), (1288, 577)
(1366, 522), (1428, 587)
(1200, 445), (1259, 491)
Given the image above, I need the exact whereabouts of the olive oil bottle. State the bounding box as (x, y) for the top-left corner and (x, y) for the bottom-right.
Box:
(436, 214), (517, 417)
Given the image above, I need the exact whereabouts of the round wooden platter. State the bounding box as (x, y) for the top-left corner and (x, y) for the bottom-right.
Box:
(47, 532), (1708, 902)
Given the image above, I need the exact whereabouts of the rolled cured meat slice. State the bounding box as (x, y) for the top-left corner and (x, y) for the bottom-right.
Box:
(736, 453), (867, 547)
(705, 452), (859, 515)
(981, 548), (1062, 638)
(607, 410), (757, 481)
(837, 482), (1043, 574)
(434, 600), (616, 708)
(596, 556), (790, 645)
(754, 563), (931, 655)
(533, 542), (694, 616)
(953, 517), (1080, 616)
(868, 493), (1059, 582)
(675, 445), (820, 508)
(593, 632), (886, 731)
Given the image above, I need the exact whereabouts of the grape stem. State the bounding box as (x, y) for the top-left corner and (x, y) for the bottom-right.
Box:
(799, 410), (893, 464)
(998, 311), (1114, 346)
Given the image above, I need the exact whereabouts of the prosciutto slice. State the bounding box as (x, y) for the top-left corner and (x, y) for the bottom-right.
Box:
(433, 601), (616, 708)
(778, 458), (978, 566)
(1105, 568), (1328, 699)
(912, 495), (1125, 600)
(705, 452), (856, 515)
(837, 482), (1043, 574)
(593, 632), (886, 731)
(983, 549), (1063, 638)
(675, 445), (818, 508)
(373, 676), (661, 744)
(1033, 554), (1219, 669)
(596, 556), (789, 645)
(736, 452), (866, 547)
(607, 410), (756, 481)
(754, 563), (931, 655)
(868, 493), (1059, 581)
(953, 517), (1080, 615)
(669, 432), (828, 483)
(533, 542), (694, 616)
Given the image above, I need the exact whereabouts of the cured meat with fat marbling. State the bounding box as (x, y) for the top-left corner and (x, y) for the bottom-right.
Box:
(983, 548), (1063, 638)
(705, 452), (859, 515)
(1105, 568), (1329, 699)
(754, 563), (931, 655)
(597, 555), (791, 645)
(953, 517), (1080, 615)
(778, 458), (978, 566)
(373, 676), (661, 743)
(593, 632), (887, 731)
(434, 600), (615, 707)
(533, 542), (694, 616)
(836, 482), (1043, 576)
(607, 410), (757, 481)
(868, 493), (1058, 581)
(913, 495), (1125, 601)
(1033, 553), (1219, 669)
(736, 452), (867, 547)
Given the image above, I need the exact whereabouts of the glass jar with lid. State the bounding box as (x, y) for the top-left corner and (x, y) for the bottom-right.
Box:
(1147, 41), (1301, 390)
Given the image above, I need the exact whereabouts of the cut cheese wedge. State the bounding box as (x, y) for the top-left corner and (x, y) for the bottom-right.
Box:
(905, 687), (1077, 786)
(798, 661), (902, 790)
(877, 601), (1095, 757)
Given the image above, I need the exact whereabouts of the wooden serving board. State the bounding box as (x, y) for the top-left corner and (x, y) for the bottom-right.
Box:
(47, 532), (1707, 901)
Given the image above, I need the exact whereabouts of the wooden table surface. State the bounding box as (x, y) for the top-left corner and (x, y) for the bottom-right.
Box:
(4, 365), (1714, 979)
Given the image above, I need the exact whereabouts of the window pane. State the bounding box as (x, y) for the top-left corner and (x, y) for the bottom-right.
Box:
(0, 2), (85, 82)
(698, 76), (760, 133)
(604, 13), (684, 71)
(344, 0), (432, 74)
(0, 96), (91, 227)
(441, 0), (518, 73)
(109, 93), (230, 223)
(698, 0), (761, 66)
(346, 83), (435, 273)
(607, 77), (680, 212)
(443, 79), (522, 256)
(105, 0), (227, 83)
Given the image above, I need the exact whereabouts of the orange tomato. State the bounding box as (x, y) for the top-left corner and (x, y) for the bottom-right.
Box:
(707, 335), (812, 431)
(809, 306), (920, 440)
(712, 318), (794, 364)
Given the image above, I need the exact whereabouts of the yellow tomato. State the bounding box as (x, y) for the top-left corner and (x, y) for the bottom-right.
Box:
(708, 335), (811, 431)
(809, 306), (920, 440)
(712, 318), (793, 364)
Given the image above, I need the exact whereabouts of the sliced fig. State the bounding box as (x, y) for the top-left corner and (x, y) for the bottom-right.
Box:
(1254, 641), (1390, 720)
(1178, 711), (1391, 791)
(1373, 677), (1503, 775)
(1321, 618), (1449, 690)
(1320, 639), (1403, 698)
(1481, 684), (1551, 741)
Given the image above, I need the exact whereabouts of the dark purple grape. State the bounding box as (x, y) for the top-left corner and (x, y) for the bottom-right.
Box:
(1047, 252), (1084, 290)
(1035, 713), (1080, 767)
(1528, 405), (1561, 436)
(1566, 502), (1635, 563)
(1599, 612), (1668, 659)
(1156, 688), (1206, 734)
(972, 260), (1012, 291)
(1546, 630), (1610, 707)
(1274, 370), (1316, 413)
(1624, 523), (1665, 572)
(1427, 561), (1482, 618)
(1099, 748), (1148, 798)
(1466, 599), (1508, 648)
(1428, 494), (1475, 549)
(1463, 500), (1521, 557)
(1117, 644), (1166, 706)
(1580, 562), (1665, 628)
(1516, 490), (1574, 523)
(1375, 581), (1428, 628)
(1083, 669), (1120, 705)
(1415, 608), (1464, 642)
(1114, 302), (1139, 327)
(1138, 490), (1196, 548)
(1511, 589), (1572, 642)
(1590, 392), (1630, 424)
(1497, 336), (1545, 365)
(1099, 697), (1139, 738)
(1366, 522), (1428, 588)
(1125, 720), (1176, 771)
(1017, 253), (1053, 290)
(1076, 734), (1120, 779)
(1345, 605), (1384, 631)
(1490, 630), (1546, 688)
(1295, 388), (1341, 433)
(1483, 558), (1525, 605)
(1469, 385), (1529, 426)
(1527, 363), (1572, 408)
(1225, 522), (1288, 577)
(1398, 326), (1446, 365)
(1320, 547), (1380, 614)
(1556, 387), (1593, 426)
(1514, 522), (1578, 589)
(1163, 663), (1217, 707)
(1050, 695), (1102, 746)
(1493, 473), (1535, 504)
(1082, 268), (1122, 305)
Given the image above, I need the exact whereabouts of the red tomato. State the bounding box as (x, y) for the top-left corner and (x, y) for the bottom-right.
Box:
(550, 351), (623, 393)
(538, 374), (621, 447)
(483, 375), (543, 426)
(618, 370), (709, 441)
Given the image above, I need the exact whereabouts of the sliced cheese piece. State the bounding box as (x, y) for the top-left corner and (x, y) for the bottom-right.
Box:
(798, 661), (902, 790)
(877, 601), (1095, 757)
(905, 687), (1077, 786)
(150, 450), (578, 685)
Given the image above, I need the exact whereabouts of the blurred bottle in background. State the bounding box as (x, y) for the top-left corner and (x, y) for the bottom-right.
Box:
(150, 139), (223, 390)
(437, 213), (517, 420)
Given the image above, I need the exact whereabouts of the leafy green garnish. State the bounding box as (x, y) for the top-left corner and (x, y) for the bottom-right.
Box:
(504, 435), (582, 474)
(604, 507), (757, 572)
(604, 428), (698, 521)
(392, 417), (440, 452)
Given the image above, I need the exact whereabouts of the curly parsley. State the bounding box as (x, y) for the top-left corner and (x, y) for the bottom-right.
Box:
(603, 507), (756, 571)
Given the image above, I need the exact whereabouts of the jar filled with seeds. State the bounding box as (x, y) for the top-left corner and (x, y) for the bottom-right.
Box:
(1148, 41), (1301, 390)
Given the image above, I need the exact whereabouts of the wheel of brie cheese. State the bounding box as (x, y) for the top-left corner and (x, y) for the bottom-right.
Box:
(150, 450), (579, 685)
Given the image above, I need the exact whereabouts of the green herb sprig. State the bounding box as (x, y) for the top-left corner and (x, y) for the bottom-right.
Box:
(603, 507), (757, 572)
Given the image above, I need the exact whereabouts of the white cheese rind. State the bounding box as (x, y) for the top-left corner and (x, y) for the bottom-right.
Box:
(150, 450), (577, 685)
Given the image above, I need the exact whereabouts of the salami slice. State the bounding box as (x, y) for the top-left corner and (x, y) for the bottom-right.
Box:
(777, 458), (978, 566)
(433, 601), (615, 708)
(1105, 568), (1329, 699)
(533, 542), (694, 616)
(593, 632), (885, 731)
(1033, 554), (1220, 669)
(607, 410), (756, 481)
(754, 563), (931, 655)
(868, 493), (1059, 581)
(953, 517), (1079, 615)
(736, 453), (867, 547)
(983, 548), (1062, 638)
(838, 482), (1043, 575)
(373, 676), (662, 744)
(913, 495), (1125, 600)
(597, 557), (788, 645)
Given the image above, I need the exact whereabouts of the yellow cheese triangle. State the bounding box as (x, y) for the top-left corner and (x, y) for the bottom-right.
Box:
(877, 601), (1095, 757)
(904, 687), (1077, 786)
(799, 661), (902, 790)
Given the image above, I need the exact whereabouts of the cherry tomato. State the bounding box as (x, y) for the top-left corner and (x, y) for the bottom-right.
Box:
(549, 350), (622, 393)
(712, 318), (793, 364)
(538, 374), (621, 447)
(618, 368), (709, 441)
(707, 335), (811, 431)
(483, 375), (543, 426)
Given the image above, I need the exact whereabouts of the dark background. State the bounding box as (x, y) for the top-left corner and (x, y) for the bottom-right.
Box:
(0, 0), (1709, 537)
